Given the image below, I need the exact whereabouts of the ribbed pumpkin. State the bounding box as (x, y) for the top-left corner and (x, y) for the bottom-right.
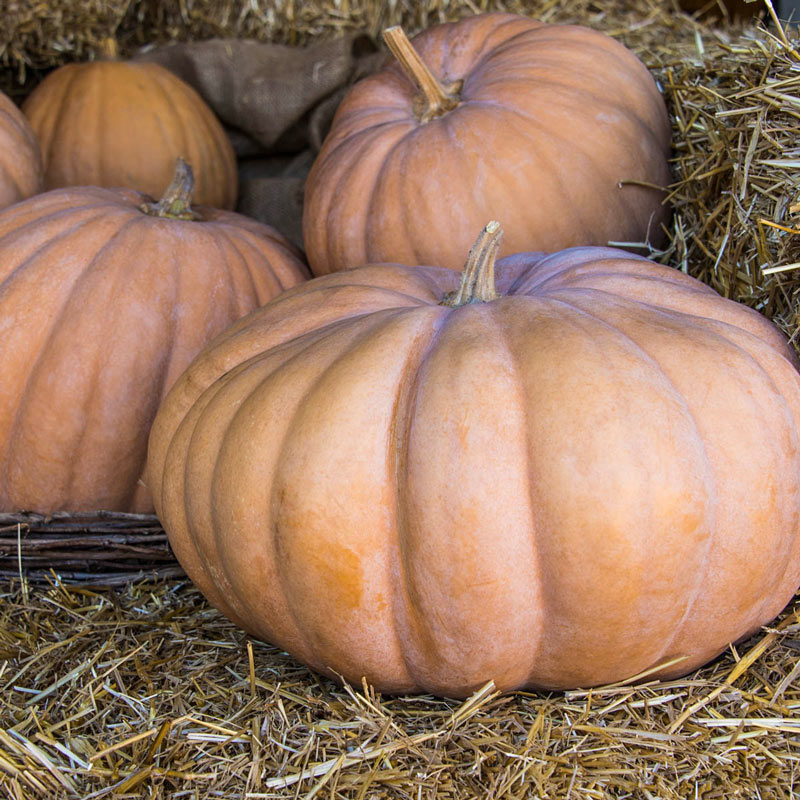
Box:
(0, 161), (309, 513)
(0, 90), (43, 210)
(148, 223), (800, 696)
(303, 13), (672, 275)
(22, 41), (238, 209)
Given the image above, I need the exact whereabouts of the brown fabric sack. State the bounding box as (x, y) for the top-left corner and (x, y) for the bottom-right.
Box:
(135, 35), (385, 249)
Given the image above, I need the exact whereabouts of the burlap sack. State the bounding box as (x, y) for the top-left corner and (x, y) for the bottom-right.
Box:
(136, 35), (385, 248)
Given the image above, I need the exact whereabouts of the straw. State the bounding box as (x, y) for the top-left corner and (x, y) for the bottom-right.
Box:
(1, 577), (798, 798)
(2, 3), (800, 797)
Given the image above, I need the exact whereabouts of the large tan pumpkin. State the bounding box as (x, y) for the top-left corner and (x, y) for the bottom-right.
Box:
(0, 162), (309, 513)
(22, 42), (238, 209)
(148, 223), (800, 696)
(0, 90), (43, 209)
(303, 13), (672, 275)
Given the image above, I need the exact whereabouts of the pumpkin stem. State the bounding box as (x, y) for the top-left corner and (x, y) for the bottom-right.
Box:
(442, 222), (503, 307)
(139, 158), (199, 221)
(383, 26), (461, 123)
(99, 37), (119, 60)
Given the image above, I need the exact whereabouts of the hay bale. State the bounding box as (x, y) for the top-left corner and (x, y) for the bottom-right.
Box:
(5, 1), (798, 349)
(0, 0), (756, 95)
(653, 12), (800, 342)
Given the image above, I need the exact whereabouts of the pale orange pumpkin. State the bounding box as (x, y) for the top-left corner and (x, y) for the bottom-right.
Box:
(148, 222), (800, 696)
(22, 41), (238, 209)
(303, 13), (672, 275)
(0, 161), (309, 513)
(0, 90), (43, 209)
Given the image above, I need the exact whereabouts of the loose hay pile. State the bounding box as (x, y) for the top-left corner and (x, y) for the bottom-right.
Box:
(1, 578), (800, 798)
(3, 0), (800, 797)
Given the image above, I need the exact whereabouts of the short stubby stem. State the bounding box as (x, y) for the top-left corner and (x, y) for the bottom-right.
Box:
(139, 158), (199, 221)
(99, 37), (119, 60)
(442, 222), (503, 307)
(383, 26), (462, 123)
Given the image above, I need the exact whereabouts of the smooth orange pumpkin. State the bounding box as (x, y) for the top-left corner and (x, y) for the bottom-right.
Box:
(22, 41), (238, 209)
(148, 222), (800, 696)
(0, 90), (43, 209)
(0, 161), (309, 513)
(303, 13), (672, 275)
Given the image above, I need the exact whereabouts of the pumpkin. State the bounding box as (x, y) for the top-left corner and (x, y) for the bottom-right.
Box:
(303, 13), (672, 275)
(147, 222), (800, 696)
(0, 160), (309, 514)
(0, 90), (43, 209)
(22, 40), (238, 209)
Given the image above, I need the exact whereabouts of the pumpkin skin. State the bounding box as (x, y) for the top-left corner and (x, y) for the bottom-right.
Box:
(147, 235), (800, 696)
(303, 13), (672, 275)
(0, 91), (43, 209)
(0, 183), (309, 513)
(22, 57), (238, 209)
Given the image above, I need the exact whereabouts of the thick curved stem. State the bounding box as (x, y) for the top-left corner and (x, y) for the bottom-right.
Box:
(383, 26), (461, 123)
(442, 222), (503, 307)
(139, 158), (199, 221)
